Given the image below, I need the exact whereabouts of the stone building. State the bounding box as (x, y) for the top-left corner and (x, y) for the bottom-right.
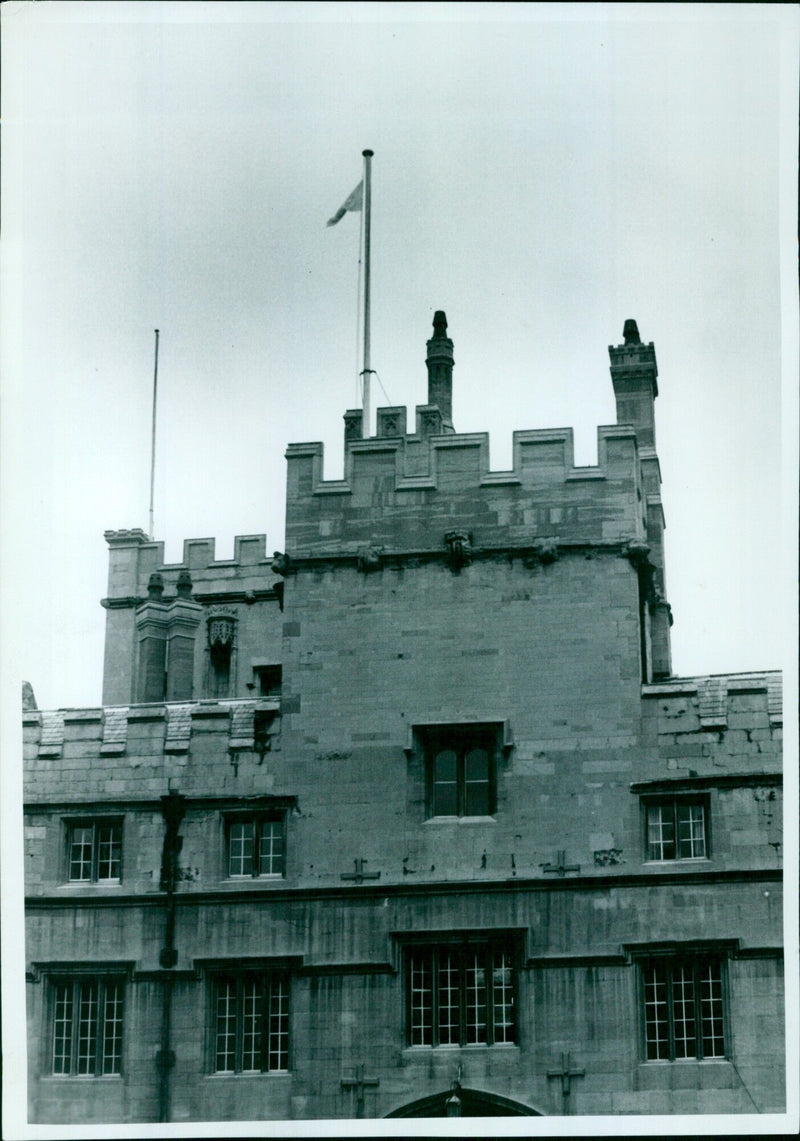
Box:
(23, 316), (784, 1122)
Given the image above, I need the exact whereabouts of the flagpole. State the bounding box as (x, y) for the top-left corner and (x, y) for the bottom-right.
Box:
(149, 328), (160, 540)
(361, 149), (373, 439)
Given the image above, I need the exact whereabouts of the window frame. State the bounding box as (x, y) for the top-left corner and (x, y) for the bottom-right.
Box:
(403, 936), (519, 1049)
(209, 969), (290, 1074)
(641, 794), (710, 862)
(223, 809), (287, 880)
(48, 975), (125, 1077)
(63, 817), (123, 884)
(637, 952), (728, 1063)
(420, 724), (499, 819)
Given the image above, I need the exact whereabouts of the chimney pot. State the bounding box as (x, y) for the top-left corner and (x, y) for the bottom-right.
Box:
(623, 319), (641, 345)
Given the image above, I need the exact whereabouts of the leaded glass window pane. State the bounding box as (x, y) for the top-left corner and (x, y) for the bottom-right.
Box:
(699, 961), (725, 1058)
(432, 750), (458, 816)
(646, 805), (675, 861)
(464, 748), (490, 816)
(258, 818), (284, 876)
(69, 827), (94, 881)
(52, 982), (73, 1074)
(409, 952), (433, 1046)
(676, 803), (706, 859)
(644, 963), (669, 1060)
(228, 821), (255, 877)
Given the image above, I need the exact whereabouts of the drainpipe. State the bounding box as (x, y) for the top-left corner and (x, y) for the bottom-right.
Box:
(157, 790), (186, 1123)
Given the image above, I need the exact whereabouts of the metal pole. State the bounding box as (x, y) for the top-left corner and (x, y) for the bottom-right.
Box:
(361, 150), (373, 438)
(149, 329), (160, 539)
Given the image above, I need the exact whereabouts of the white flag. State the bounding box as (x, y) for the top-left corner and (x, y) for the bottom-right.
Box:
(327, 181), (363, 227)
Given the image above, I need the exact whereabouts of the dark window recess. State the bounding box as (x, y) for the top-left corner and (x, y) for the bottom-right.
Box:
(226, 811), (285, 878)
(644, 797), (708, 861)
(208, 616), (235, 698)
(210, 647), (231, 697)
(641, 956), (726, 1061)
(212, 972), (289, 1073)
(66, 820), (122, 883)
(421, 725), (497, 817)
(254, 665), (282, 698)
(51, 977), (124, 1076)
(407, 940), (517, 1048)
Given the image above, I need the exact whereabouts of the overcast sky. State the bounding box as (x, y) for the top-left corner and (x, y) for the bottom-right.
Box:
(2, 1), (798, 711)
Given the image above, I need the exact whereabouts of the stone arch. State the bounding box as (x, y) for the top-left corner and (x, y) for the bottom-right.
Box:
(385, 1086), (543, 1117)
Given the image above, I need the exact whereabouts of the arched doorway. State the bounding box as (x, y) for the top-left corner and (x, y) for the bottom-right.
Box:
(386, 1087), (542, 1117)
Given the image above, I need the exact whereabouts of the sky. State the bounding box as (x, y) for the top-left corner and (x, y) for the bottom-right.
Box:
(1, 1), (798, 712)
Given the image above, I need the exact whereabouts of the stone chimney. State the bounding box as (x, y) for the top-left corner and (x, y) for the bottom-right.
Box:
(426, 310), (454, 433)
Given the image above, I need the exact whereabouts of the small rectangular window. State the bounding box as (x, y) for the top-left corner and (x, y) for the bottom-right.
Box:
(226, 812), (285, 878)
(51, 977), (124, 1076)
(420, 725), (498, 818)
(644, 798), (708, 861)
(406, 939), (517, 1047)
(212, 972), (289, 1072)
(66, 820), (122, 883)
(641, 956), (725, 1061)
(254, 665), (282, 698)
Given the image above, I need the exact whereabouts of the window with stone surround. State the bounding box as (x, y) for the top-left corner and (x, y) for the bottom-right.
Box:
(225, 810), (286, 878)
(639, 953), (726, 1061)
(211, 971), (290, 1073)
(65, 818), (122, 883)
(50, 976), (125, 1076)
(405, 937), (518, 1047)
(643, 796), (709, 861)
(420, 724), (498, 818)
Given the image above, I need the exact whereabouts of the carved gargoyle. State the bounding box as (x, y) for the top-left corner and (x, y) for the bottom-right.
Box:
(533, 538), (560, 564)
(444, 531), (472, 571)
(272, 551), (294, 576)
(357, 545), (383, 573)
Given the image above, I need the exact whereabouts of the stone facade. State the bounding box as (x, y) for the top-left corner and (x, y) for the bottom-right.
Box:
(23, 318), (783, 1122)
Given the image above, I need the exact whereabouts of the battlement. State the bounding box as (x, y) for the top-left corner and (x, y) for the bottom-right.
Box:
(103, 531), (279, 600)
(286, 422), (648, 555)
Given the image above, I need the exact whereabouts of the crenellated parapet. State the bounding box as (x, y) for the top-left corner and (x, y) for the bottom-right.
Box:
(285, 423), (646, 556)
(103, 531), (279, 603)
